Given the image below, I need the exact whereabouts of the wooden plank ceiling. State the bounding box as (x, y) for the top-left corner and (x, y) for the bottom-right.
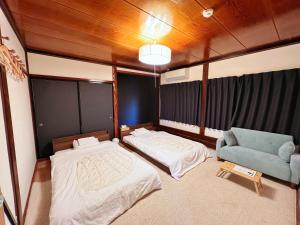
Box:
(4, 0), (300, 72)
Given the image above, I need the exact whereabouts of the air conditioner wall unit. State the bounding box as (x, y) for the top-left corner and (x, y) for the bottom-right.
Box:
(165, 68), (190, 82)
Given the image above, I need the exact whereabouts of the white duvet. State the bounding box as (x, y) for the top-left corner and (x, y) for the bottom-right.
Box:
(123, 131), (211, 179)
(49, 141), (161, 225)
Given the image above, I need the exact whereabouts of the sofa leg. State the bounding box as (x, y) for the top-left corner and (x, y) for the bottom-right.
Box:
(290, 183), (297, 189)
(217, 156), (222, 161)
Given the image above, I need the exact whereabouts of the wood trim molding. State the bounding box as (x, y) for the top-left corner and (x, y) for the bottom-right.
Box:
(200, 63), (208, 135)
(119, 122), (155, 140)
(0, 210), (3, 225)
(27, 78), (39, 163)
(0, 191), (4, 225)
(0, 66), (22, 225)
(116, 70), (158, 77)
(29, 74), (113, 83)
(112, 66), (119, 138)
(155, 76), (160, 126)
(52, 130), (110, 152)
(297, 188), (300, 225)
(26, 54), (39, 161)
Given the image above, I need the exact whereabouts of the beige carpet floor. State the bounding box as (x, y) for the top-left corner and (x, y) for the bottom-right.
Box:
(25, 156), (296, 225)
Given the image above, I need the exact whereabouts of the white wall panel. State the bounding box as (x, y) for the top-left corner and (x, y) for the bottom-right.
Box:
(28, 53), (113, 81)
(0, 7), (36, 215)
(209, 43), (300, 79)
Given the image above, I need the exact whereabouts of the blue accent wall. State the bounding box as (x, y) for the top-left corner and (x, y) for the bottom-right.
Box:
(117, 74), (156, 126)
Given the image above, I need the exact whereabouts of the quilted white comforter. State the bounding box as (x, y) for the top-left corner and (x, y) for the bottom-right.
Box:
(49, 141), (161, 225)
(123, 131), (211, 179)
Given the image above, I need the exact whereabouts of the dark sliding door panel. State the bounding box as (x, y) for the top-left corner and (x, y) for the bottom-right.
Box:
(79, 82), (114, 137)
(31, 79), (80, 158)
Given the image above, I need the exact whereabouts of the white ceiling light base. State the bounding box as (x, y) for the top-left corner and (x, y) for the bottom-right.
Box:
(139, 44), (171, 65)
(202, 8), (214, 18)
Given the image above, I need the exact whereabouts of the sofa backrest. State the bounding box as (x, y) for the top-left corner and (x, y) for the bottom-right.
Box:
(231, 127), (293, 155)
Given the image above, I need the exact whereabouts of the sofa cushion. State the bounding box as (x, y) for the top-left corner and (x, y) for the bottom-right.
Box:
(223, 130), (238, 146)
(231, 127), (293, 155)
(218, 146), (291, 182)
(278, 141), (295, 163)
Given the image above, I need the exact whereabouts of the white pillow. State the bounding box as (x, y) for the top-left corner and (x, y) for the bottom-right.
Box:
(77, 137), (99, 146)
(130, 130), (149, 137)
(134, 127), (150, 134)
(73, 140), (79, 148)
(74, 142), (100, 150)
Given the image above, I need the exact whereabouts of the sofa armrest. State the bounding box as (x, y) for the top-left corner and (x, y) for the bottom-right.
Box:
(216, 137), (226, 152)
(290, 154), (300, 185)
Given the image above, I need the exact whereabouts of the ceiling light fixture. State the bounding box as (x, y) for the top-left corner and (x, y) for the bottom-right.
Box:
(139, 44), (171, 65)
(202, 8), (214, 18)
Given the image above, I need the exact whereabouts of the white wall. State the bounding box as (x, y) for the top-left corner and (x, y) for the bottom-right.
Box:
(28, 53), (113, 81)
(160, 65), (203, 84)
(27, 54), (159, 81)
(209, 43), (300, 79)
(0, 7), (36, 215)
(7, 76), (36, 213)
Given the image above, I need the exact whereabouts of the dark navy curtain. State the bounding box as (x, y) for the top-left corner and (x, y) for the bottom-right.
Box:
(231, 69), (300, 144)
(160, 80), (201, 125)
(205, 68), (300, 144)
(205, 76), (238, 130)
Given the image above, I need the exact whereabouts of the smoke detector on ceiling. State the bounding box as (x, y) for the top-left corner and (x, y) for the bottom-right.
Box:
(202, 8), (214, 18)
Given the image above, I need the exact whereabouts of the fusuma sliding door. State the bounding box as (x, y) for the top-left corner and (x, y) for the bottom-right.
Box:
(31, 79), (81, 158)
(78, 81), (114, 136)
(31, 78), (115, 158)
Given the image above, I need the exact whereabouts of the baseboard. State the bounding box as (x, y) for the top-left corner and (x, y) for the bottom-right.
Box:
(22, 161), (38, 225)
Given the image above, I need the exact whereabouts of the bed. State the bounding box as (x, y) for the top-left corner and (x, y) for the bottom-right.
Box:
(121, 123), (211, 180)
(49, 130), (162, 225)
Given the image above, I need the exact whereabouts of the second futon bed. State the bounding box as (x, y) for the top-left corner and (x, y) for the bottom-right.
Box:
(123, 128), (211, 179)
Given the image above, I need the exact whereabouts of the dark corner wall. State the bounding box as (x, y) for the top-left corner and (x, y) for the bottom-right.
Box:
(117, 73), (156, 126)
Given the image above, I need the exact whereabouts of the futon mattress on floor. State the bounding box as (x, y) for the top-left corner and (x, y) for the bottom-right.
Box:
(49, 141), (161, 225)
(123, 131), (211, 179)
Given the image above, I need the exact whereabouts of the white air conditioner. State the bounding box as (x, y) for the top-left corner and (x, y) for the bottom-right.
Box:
(165, 68), (190, 82)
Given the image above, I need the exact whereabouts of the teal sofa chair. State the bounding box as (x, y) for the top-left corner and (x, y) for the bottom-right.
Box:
(216, 127), (300, 187)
